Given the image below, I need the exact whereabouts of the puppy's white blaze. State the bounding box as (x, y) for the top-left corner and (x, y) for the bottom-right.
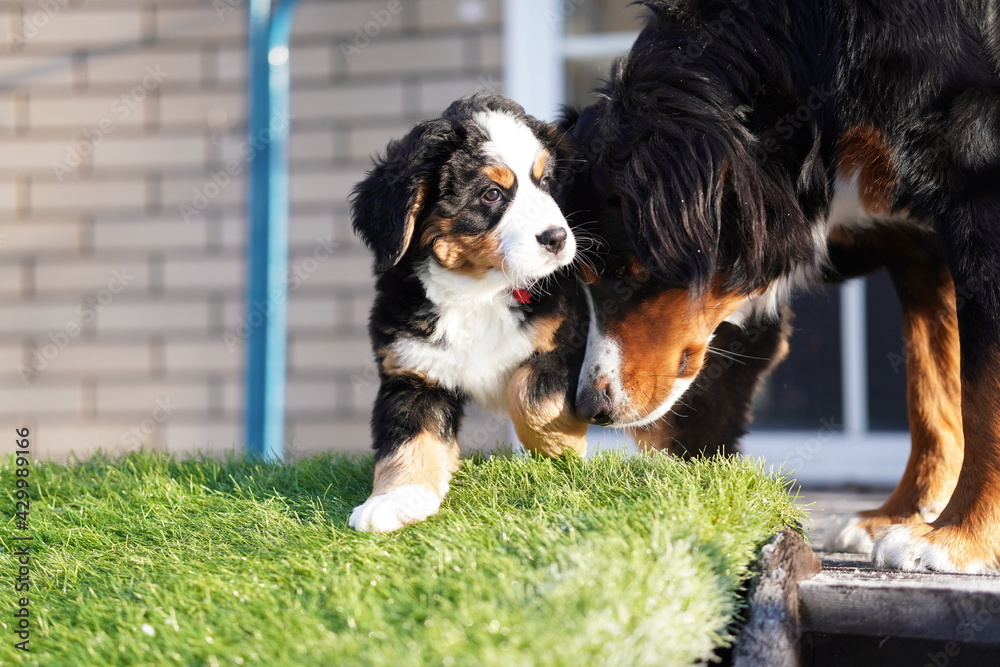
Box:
(396, 259), (539, 411)
(824, 513), (875, 554)
(348, 484), (442, 533)
(474, 110), (576, 284)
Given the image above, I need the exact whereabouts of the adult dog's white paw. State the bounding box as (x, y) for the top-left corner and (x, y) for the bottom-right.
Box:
(348, 485), (442, 533)
(823, 513), (874, 554)
(870, 524), (992, 573)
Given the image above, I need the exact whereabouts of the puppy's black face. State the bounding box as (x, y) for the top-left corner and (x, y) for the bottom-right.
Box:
(351, 93), (576, 289)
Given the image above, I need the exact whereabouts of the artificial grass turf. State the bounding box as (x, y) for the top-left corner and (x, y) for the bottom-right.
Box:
(0, 450), (803, 666)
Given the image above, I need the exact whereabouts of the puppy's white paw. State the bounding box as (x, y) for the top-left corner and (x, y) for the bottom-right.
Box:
(824, 513), (874, 554)
(348, 485), (442, 533)
(871, 524), (970, 573)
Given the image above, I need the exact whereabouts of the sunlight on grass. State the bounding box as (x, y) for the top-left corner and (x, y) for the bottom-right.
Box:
(0, 450), (802, 666)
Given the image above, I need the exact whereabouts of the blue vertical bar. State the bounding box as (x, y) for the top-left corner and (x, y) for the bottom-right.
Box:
(244, 0), (300, 461)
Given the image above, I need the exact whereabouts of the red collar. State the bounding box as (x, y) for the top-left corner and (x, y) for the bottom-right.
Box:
(512, 288), (532, 305)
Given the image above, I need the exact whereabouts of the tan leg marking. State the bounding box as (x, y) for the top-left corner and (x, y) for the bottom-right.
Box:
(508, 365), (588, 458)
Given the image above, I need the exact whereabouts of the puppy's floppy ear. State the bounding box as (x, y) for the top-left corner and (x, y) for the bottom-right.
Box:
(350, 118), (453, 273)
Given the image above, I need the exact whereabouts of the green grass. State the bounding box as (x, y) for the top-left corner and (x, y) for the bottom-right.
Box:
(0, 450), (803, 666)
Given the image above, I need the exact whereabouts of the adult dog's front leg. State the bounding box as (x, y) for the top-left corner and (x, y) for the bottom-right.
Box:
(826, 231), (964, 554)
(349, 376), (462, 533)
(872, 202), (1000, 573)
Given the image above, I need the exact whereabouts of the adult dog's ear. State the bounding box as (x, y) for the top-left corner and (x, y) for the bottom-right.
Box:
(609, 127), (813, 294)
(350, 118), (453, 273)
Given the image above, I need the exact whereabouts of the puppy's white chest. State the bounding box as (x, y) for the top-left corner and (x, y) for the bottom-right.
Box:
(391, 265), (538, 412)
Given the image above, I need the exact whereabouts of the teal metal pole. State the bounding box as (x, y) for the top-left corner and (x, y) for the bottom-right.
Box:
(244, 0), (300, 461)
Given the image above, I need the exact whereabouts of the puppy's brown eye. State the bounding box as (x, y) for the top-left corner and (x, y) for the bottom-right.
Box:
(482, 188), (503, 204)
(539, 176), (552, 192)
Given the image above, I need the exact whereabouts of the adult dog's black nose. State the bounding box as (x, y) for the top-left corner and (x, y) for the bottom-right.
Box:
(576, 381), (615, 426)
(536, 227), (568, 255)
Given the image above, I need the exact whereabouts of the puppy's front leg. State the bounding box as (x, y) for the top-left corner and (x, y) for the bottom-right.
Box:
(350, 376), (462, 533)
(508, 352), (589, 458)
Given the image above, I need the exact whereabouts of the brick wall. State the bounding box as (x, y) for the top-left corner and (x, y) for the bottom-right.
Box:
(0, 0), (506, 459)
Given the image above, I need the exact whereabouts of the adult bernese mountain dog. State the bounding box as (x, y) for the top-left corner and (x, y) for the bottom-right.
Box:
(561, 0), (1000, 573)
(347, 94), (590, 533)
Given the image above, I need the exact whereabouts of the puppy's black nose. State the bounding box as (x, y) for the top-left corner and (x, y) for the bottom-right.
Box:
(577, 381), (615, 426)
(536, 227), (568, 255)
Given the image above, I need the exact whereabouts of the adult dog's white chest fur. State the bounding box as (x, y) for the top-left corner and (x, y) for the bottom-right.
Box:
(390, 260), (538, 412)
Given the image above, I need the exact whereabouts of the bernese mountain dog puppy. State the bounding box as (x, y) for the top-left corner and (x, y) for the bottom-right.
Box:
(347, 94), (590, 533)
(562, 0), (1000, 573)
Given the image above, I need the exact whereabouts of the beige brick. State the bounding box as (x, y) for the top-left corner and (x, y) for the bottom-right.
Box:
(0, 300), (85, 337)
(290, 169), (359, 206)
(29, 93), (148, 130)
(34, 258), (148, 294)
(32, 422), (149, 461)
(218, 216), (246, 248)
(161, 173), (246, 214)
(163, 255), (242, 291)
(348, 123), (413, 161)
(0, 95), (15, 133)
(290, 44), (336, 79)
(92, 217), (208, 252)
(0, 220), (82, 256)
(347, 35), (466, 77)
(416, 0), (502, 30)
(0, 261), (22, 296)
(91, 134), (207, 170)
(0, 138), (81, 171)
(478, 33), (503, 70)
(215, 47), (246, 83)
(289, 215), (336, 246)
(0, 181), (14, 214)
(287, 298), (337, 329)
(287, 418), (370, 456)
(305, 252), (374, 288)
(164, 421), (243, 456)
(290, 337), (374, 374)
(17, 9), (143, 48)
(30, 341), (151, 376)
(347, 289), (377, 330)
(293, 84), (405, 121)
(86, 50), (201, 86)
(0, 55), (74, 89)
(156, 8), (247, 41)
(164, 339), (243, 375)
(347, 370), (379, 414)
(96, 381), (208, 415)
(0, 343), (24, 374)
(96, 300), (210, 334)
(287, 378), (337, 413)
(0, 383), (81, 416)
(420, 76), (494, 115)
(159, 91), (245, 128)
(31, 179), (148, 213)
(289, 129), (337, 162)
(295, 2), (410, 38)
